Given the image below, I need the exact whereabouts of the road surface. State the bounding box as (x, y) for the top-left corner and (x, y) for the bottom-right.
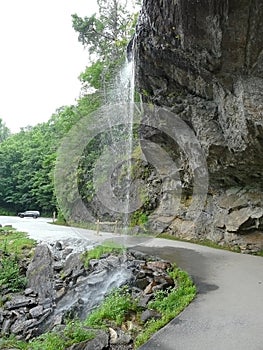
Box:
(0, 215), (113, 243)
(1, 216), (263, 349)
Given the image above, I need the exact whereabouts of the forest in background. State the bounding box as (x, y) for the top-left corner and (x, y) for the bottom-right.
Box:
(0, 0), (139, 218)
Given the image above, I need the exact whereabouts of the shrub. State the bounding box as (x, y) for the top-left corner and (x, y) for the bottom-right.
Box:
(0, 256), (27, 292)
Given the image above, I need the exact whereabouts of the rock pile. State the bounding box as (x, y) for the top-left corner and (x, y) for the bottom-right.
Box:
(0, 241), (175, 350)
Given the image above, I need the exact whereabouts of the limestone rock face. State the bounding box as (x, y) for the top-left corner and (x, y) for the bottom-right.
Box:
(135, 0), (263, 250)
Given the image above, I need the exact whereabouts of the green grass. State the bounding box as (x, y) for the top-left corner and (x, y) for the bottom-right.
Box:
(0, 255), (27, 292)
(0, 228), (36, 293)
(0, 228), (36, 256)
(29, 321), (94, 350)
(0, 321), (95, 350)
(134, 266), (196, 348)
(85, 286), (137, 327)
(82, 241), (126, 268)
(0, 335), (28, 350)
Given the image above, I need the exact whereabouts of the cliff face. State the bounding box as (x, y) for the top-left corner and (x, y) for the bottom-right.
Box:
(135, 0), (263, 252)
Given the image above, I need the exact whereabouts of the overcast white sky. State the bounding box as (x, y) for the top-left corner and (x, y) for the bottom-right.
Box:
(0, 0), (98, 133)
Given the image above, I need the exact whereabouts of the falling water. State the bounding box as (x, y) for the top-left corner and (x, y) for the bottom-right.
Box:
(101, 53), (136, 231)
(41, 48), (139, 335)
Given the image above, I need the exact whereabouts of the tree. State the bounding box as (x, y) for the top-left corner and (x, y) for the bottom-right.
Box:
(0, 92), (101, 215)
(72, 0), (138, 91)
(0, 118), (10, 142)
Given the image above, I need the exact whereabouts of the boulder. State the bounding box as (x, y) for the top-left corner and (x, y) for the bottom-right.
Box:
(66, 329), (108, 350)
(26, 244), (55, 301)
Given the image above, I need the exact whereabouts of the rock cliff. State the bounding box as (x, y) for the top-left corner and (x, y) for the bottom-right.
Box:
(135, 0), (263, 251)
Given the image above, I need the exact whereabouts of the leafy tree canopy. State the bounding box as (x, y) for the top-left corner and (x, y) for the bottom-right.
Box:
(72, 0), (139, 90)
(0, 118), (10, 143)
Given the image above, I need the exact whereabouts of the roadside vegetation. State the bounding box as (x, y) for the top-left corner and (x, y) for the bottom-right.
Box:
(0, 227), (36, 293)
(0, 321), (95, 350)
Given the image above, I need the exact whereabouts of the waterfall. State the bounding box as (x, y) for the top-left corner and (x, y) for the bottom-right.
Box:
(93, 53), (137, 231)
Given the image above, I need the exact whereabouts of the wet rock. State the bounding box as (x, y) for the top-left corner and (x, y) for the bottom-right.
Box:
(137, 294), (153, 308)
(144, 281), (157, 295)
(134, 277), (150, 290)
(62, 247), (74, 259)
(140, 309), (162, 323)
(128, 249), (148, 260)
(105, 255), (121, 268)
(88, 259), (99, 269)
(1, 318), (12, 334)
(63, 253), (85, 279)
(56, 287), (66, 300)
(109, 328), (132, 345)
(127, 259), (146, 269)
(146, 261), (171, 271)
(26, 244), (55, 301)
(85, 269), (108, 285)
(66, 329), (108, 350)
(5, 296), (37, 310)
(10, 318), (38, 335)
(53, 262), (63, 271)
(54, 241), (63, 250)
(29, 305), (44, 318)
(24, 288), (35, 296)
(38, 298), (53, 309)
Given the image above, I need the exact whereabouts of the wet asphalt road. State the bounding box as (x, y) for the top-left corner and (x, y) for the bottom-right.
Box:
(1, 216), (263, 349)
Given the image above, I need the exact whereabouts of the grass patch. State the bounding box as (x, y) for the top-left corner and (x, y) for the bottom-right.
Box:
(85, 286), (137, 327)
(0, 228), (36, 256)
(0, 321), (95, 350)
(82, 241), (126, 268)
(0, 255), (27, 292)
(0, 228), (36, 293)
(253, 250), (263, 257)
(0, 335), (28, 350)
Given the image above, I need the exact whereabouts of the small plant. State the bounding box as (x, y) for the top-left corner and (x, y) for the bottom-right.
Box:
(130, 210), (148, 227)
(0, 334), (28, 350)
(82, 242), (125, 268)
(1, 321), (95, 350)
(29, 320), (94, 350)
(0, 229), (36, 293)
(0, 256), (27, 292)
(85, 286), (137, 327)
